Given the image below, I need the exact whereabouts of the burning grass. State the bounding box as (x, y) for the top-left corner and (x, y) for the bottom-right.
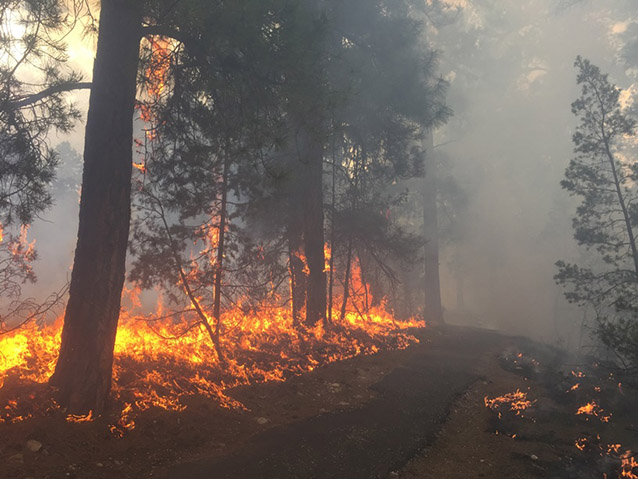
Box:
(484, 349), (638, 479)
(484, 389), (534, 418)
(0, 301), (423, 432)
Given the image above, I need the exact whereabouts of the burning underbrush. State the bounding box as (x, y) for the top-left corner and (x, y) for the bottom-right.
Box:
(484, 347), (638, 479)
(0, 301), (423, 433)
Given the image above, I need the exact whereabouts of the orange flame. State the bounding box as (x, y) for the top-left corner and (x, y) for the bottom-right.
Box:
(1, 289), (424, 429)
(575, 437), (587, 451)
(484, 389), (534, 417)
(576, 400), (610, 422)
(622, 452), (638, 479)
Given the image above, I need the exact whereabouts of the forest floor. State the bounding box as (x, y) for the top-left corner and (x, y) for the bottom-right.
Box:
(1, 325), (637, 479)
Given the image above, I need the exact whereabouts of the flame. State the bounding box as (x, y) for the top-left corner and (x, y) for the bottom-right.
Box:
(0, 287), (424, 428)
(575, 437), (588, 451)
(484, 389), (534, 417)
(133, 162), (147, 173)
(576, 400), (610, 422)
(66, 410), (93, 423)
(145, 36), (171, 99)
(577, 401), (598, 415)
(136, 35), (172, 152)
(622, 452), (638, 479)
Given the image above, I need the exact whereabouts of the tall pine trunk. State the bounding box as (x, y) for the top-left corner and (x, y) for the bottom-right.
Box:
(49, 0), (142, 414)
(340, 238), (353, 322)
(327, 150), (337, 324)
(212, 154), (230, 360)
(288, 197), (307, 327)
(299, 126), (326, 326)
(422, 131), (444, 324)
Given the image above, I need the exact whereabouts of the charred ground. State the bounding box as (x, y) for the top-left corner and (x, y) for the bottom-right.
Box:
(2, 325), (636, 479)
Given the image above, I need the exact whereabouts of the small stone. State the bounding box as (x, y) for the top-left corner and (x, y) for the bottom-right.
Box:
(256, 417), (270, 425)
(96, 463), (104, 467)
(25, 439), (42, 453)
(9, 453), (24, 463)
(530, 454), (539, 461)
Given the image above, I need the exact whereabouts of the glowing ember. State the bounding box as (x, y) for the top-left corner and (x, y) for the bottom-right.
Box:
(576, 400), (611, 422)
(568, 383), (580, 392)
(622, 451), (638, 479)
(577, 401), (598, 415)
(575, 437), (587, 451)
(484, 389), (534, 417)
(133, 162), (146, 173)
(66, 411), (94, 423)
(609, 444), (622, 454)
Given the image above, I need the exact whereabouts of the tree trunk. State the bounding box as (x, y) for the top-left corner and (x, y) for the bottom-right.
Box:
(327, 150), (337, 324)
(49, 0), (142, 414)
(340, 238), (353, 322)
(604, 142), (638, 279)
(288, 203), (307, 327)
(300, 126), (326, 326)
(212, 154), (230, 359)
(422, 131), (444, 324)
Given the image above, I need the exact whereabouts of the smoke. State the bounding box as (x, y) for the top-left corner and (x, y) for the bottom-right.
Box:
(14, 0), (638, 352)
(435, 0), (638, 348)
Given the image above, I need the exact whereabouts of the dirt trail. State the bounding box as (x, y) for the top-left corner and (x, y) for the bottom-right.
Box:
(167, 327), (507, 479)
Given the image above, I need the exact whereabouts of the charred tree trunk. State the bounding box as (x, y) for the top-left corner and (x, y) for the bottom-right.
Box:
(340, 238), (353, 322)
(300, 127), (327, 326)
(212, 158), (229, 327)
(327, 151), (337, 324)
(358, 252), (370, 312)
(212, 154), (230, 360)
(49, 0), (142, 414)
(422, 131), (444, 324)
(288, 201), (307, 327)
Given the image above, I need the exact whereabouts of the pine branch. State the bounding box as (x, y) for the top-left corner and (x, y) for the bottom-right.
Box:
(9, 82), (92, 110)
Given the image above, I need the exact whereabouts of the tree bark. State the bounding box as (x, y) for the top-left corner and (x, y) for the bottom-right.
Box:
(327, 151), (337, 324)
(299, 126), (326, 326)
(288, 193), (307, 327)
(49, 0), (142, 414)
(340, 238), (353, 322)
(604, 141), (638, 280)
(422, 131), (444, 324)
(212, 154), (230, 359)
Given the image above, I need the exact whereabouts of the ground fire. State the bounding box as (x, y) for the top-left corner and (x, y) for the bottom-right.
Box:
(1, 291), (423, 428)
(4, 1), (638, 478)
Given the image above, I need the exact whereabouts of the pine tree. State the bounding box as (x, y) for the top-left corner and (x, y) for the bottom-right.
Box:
(556, 57), (638, 371)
